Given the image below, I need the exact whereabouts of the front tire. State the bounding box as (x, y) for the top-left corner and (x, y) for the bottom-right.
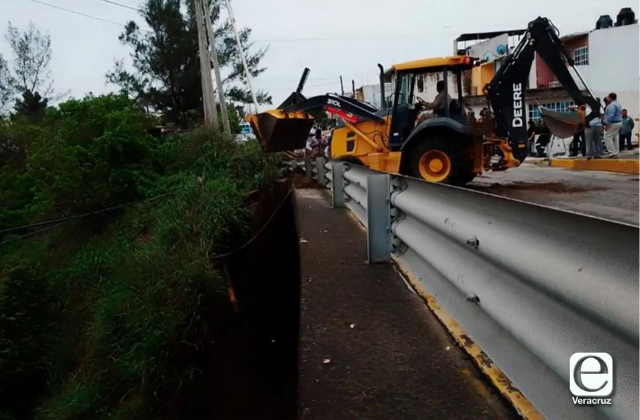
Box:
(406, 138), (473, 185)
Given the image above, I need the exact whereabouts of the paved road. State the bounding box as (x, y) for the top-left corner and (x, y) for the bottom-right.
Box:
(468, 163), (639, 225)
(296, 188), (518, 420)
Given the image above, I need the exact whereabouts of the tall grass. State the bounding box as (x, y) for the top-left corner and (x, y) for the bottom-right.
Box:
(0, 125), (282, 419)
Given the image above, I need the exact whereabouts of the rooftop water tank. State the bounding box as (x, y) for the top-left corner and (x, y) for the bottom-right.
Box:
(596, 15), (613, 29)
(615, 8), (636, 26)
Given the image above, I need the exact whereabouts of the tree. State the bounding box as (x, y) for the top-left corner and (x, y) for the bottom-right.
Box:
(6, 22), (54, 99)
(107, 0), (271, 126)
(309, 110), (329, 129)
(0, 53), (15, 117)
(13, 90), (48, 123)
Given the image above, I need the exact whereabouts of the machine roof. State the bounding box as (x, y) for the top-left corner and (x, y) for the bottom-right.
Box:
(455, 29), (526, 42)
(389, 56), (479, 73)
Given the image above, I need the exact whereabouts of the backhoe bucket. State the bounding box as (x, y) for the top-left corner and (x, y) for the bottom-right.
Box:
(247, 109), (314, 153)
(540, 106), (584, 139)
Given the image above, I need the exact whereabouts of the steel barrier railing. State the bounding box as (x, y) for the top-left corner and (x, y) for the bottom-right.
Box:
(302, 156), (639, 420)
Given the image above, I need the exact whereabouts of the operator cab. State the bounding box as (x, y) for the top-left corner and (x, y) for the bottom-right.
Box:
(382, 56), (480, 150)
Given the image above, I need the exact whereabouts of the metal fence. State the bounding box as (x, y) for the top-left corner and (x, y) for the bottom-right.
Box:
(305, 157), (639, 420)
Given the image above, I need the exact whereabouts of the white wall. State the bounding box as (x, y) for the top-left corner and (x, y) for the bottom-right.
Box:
(361, 83), (392, 108)
(528, 58), (537, 89)
(588, 24), (639, 102)
(567, 24), (639, 137)
(591, 24), (639, 142)
(414, 73), (459, 103)
(467, 34), (509, 62)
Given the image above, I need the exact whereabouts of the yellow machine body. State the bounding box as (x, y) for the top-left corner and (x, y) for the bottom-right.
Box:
(328, 116), (401, 174)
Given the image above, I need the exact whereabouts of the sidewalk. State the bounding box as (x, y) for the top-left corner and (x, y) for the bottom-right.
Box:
(546, 149), (639, 174)
(295, 188), (517, 420)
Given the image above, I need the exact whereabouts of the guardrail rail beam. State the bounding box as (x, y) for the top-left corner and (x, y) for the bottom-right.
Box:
(366, 172), (391, 263)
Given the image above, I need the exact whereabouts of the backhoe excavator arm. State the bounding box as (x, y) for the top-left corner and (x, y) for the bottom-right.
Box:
(485, 17), (601, 161)
(246, 68), (385, 153)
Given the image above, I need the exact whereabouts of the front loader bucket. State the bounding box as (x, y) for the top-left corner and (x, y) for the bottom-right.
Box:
(247, 109), (314, 153)
(540, 106), (584, 139)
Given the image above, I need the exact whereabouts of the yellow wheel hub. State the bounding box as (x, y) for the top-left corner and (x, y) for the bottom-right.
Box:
(418, 150), (451, 182)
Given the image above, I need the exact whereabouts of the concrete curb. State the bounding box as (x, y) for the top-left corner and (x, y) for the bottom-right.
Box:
(549, 158), (639, 174)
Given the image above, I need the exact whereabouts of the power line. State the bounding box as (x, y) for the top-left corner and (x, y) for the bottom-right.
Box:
(98, 0), (141, 12)
(210, 189), (293, 260)
(263, 81), (341, 91)
(23, 0), (127, 27)
(0, 223), (65, 247)
(0, 190), (178, 236)
(253, 32), (458, 43)
(257, 76), (338, 82)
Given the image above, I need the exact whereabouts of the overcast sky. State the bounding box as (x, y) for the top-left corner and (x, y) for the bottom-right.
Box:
(0, 0), (633, 107)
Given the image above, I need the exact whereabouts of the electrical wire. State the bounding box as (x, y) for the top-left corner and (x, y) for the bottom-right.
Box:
(0, 189), (186, 236)
(210, 189), (293, 260)
(253, 31), (459, 43)
(21, 0), (463, 45)
(0, 222), (66, 247)
(21, 0), (460, 45)
(23, 0), (127, 27)
(98, 0), (142, 12)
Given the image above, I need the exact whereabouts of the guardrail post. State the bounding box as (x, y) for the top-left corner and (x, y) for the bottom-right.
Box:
(316, 157), (326, 187)
(330, 161), (345, 208)
(366, 172), (391, 263)
(304, 155), (312, 178)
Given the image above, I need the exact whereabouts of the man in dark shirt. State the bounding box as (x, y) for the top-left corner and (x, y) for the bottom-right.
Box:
(536, 123), (551, 157)
(570, 129), (586, 157)
(619, 109), (635, 151)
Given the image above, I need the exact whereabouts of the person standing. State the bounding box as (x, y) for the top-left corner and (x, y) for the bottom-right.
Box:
(536, 122), (551, 158)
(527, 120), (536, 155)
(309, 128), (326, 157)
(585, 105), (604, 159)
(602, 92), (622, 158)
(619, 109), (635, 151)
(570, 129), (586, 156)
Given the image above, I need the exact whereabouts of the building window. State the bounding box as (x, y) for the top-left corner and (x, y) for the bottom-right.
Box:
(573, 46), (589, 66)
(528, 101), (575, 121)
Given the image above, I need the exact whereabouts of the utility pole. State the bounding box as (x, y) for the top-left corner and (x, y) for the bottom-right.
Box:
(194, 0), (218, 129)
(200, 0), (231, 136)
(224, 0), (259, 113)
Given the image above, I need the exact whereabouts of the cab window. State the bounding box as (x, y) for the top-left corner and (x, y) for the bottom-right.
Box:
(395, 73), (415, 106)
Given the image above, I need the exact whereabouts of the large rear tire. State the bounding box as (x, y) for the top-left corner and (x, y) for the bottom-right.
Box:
(406, 138), (474, 185)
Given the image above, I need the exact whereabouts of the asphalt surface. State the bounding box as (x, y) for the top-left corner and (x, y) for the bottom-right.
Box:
(295, 188), (517, 420)
(468, 163), (639, 226)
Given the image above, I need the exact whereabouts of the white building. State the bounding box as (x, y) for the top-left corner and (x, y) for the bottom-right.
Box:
(354, 83), (392, 109)
(461, 8), (639, 143)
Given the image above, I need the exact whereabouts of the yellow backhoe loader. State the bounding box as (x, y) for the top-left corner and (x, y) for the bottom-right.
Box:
(247, 17), (600, 185)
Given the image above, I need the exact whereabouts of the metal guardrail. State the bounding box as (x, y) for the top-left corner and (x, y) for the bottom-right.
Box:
(303, 157), (639, 420)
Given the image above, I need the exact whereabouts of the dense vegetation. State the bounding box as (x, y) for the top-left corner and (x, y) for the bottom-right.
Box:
(0, 93), (281, 419)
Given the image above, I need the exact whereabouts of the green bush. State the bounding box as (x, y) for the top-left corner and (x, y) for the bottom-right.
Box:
(0, 93), (282, 419)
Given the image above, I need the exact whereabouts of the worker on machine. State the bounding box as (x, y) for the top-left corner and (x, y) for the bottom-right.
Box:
(426, 81), (451, 116)
(416, 81), (451, 125)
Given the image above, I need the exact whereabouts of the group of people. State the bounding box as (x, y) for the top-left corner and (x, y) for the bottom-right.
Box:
(528, 92), (635, 159)
(571, 92), (634, 159)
